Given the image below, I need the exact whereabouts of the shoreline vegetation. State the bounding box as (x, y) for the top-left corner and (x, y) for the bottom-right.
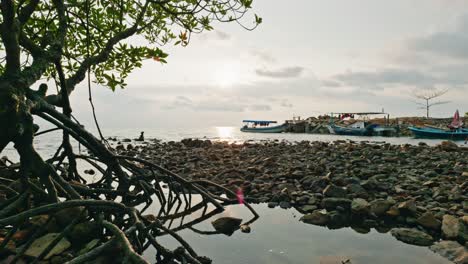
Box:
(116, 138), (468, 263)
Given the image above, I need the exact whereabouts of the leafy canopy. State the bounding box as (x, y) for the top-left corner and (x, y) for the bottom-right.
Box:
(0, 0), (260, 92)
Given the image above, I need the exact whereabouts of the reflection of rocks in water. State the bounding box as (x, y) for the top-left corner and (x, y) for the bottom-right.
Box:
(124, 139), (468, 262)
(211, 217), (242, 236)
(261, 249), (294, 264)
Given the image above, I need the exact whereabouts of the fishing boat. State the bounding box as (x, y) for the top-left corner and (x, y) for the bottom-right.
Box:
(327, 112), (398, 137)
(408, 126), (468, 140)
(327, 122), (378, 136)
(240, 120), (287, 133)
(408, 110), (468, 140)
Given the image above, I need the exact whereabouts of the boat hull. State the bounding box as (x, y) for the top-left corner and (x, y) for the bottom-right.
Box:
(327, 124), (372, 136)
(408, 126), (468, 140)
(240, 123), (287, 133)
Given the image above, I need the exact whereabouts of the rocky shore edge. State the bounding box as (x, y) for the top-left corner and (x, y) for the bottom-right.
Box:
(117, 138), (468, 263)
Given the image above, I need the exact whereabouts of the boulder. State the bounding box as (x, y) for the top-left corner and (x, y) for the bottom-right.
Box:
(397, 200), (418, 216)
(430, 240), (468, 264)
(322, 184), (347, 198)
(25, 233), (71, 259)
(300, 210), (329, 226)
(417, 212), (441, 230)
(321, 198), (352, 211)
(212, 217), (242, 236)
(351, 198), (370, 214)
(390, 228), (434, 246)
(369, 199), (393, 216)
(442, 215), (462, 239)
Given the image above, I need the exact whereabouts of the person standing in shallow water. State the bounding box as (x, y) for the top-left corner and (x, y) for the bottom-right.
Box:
(137, 131), (145, 141)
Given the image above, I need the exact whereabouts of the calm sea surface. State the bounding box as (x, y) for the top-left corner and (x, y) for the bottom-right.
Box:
(2, 126), (463, 263)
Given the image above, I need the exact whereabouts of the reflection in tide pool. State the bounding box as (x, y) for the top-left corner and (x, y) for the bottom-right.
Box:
(145, 203), (451, 264)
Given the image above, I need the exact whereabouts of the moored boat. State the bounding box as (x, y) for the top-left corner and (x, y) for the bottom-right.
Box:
(240, 120), (287, 133)
(408, 126), (468, 140)
(409, 110), (468, 140)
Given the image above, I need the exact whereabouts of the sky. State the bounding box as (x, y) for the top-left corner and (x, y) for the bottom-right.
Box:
(64, 0), (468, 129)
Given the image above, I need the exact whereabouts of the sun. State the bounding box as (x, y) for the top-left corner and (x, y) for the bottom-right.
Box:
(212, 63), (240, 88)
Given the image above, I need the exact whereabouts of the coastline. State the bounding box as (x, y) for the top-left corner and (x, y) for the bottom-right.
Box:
(119, 138), (468, 263)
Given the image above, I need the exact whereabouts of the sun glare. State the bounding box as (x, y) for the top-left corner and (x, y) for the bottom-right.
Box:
(216, 126), (234, 139)
(212, 63), (240, 88)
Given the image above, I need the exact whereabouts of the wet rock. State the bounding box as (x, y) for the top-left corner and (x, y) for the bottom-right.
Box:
(267, 202), (278, 208)
(240, 225), (251, 233)
(279, 201), (291, 209)
(390, 228), (434, 246)
(299, 205), (318, 213)
(385, 206), (400, 217)
(417, 212), (441, 230)
(439, 141), (458, 151)
(323, 184), (347, 198)
(327, 211), (349, 228)
(398, 200), (418, 216)
(442, 215), (466, 242)
(54, 207), (87, 227)
(300, 210), (329, 226)
(25, 233), (71, 259)
(212, 217), (242, 236)
(351, 198), (370, 215)
(430, 240), (468, 264)
(321, 198), (351, 211)
(68, 221), (100, 245)
(369, 199), (393, 216)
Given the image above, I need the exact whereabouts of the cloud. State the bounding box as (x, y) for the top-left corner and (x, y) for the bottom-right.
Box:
(249, 49), (277, 63)
(326, 68), (436, 89)
(408, 14), (468, 60)
(162, 96), (272, 112)
(255, 66), (304, 78)
(213, 30), (231, 40)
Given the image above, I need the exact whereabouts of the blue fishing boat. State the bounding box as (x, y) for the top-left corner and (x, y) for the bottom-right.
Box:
(408, 127), (468, 140)
(409, 110), (468, 140)
(240, 120), (287, 133)
(327, 111), (396, 136)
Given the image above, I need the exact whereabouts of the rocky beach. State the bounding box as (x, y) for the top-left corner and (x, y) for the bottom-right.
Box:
(118, 138), (468, 263)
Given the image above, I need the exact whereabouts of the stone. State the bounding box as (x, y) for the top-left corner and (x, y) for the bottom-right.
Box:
(442, 215), (462, 240)
(439, 141), (458, 151)
(267, 202), (278, 208)
(430, 240), (468, 264)
(369, 199), (393, 216)
(397, 200), (418, 216)
(78, 239), (100, 255)
(25, 233), (71, 259)
(279, 201), (291, 209)
(299, 205), (318, 213)
(240, 225), (251, 233)
(390, 228), (434, 246)
(321, 198), (352, 211)
(417, 212), (441, 230)
(385, 206), (400, 217)
(54, 207), (87, 227)
(212, 217), (242, 236)
(68, 221), (100, 245)
(322, 184), (347, 198)
(300, 210), (329, 226)
(351, 198), (370, 214)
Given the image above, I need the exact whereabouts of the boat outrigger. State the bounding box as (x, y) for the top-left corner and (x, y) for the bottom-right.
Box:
(408, 110), (468, 140)
(327, 112), (398, 137)
(240, 120), (287, 133)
